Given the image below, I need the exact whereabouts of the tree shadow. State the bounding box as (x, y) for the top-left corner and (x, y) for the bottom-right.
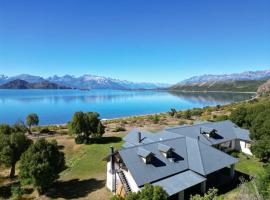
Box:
(46, 178), (105, 199)
(89, 136), (122, 144)
(0, 181), (33, 199)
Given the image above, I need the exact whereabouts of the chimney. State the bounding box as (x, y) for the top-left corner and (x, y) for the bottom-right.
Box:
(110, 146), (115, 172)
(138, 132), (142, 143)
(109, 146), (116, 193)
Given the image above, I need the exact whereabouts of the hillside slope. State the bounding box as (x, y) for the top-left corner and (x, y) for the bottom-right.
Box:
(170, 80), (265, 92)
(181, 70), (270, 84)
(0, 79), (71, 89)
(257, 79), (270, 97)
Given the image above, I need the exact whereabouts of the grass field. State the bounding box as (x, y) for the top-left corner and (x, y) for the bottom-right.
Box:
(42, 134), (125, 200)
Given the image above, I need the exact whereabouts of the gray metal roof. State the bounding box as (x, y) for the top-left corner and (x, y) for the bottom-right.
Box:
(200, 126), (215, 134)
(166, 120), (251, 145)
(118, 120), (243, 189)
(153, 170), (206, 196)
(123, 129), (182, 147)
(234, 127), (252, 142)
(158, 143), (172, 153)
(119, 137), (189, 187)
(123, 129), (155, 146)
(119, 135), (238, 187)
(137, 147), (152, 158)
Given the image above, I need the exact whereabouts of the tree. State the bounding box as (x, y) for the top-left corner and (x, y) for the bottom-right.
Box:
(250, 114), (270, 140)
(251, 139), (270, 162)
(0, 124), (32, 178)
(69, 112), (88, 136)
(19, 138), (65, 194)
(190, 188), (218, 200)
(111, 184), (169, 200)
(168, 108), (177, 117)
(230, 105), (248, 127)
(96, 121), (105, 137)
(69, 111), (105, 143)
(26, 113), (39, 134)
(0, 124), (12, 135)
(183, 110), (192, 120)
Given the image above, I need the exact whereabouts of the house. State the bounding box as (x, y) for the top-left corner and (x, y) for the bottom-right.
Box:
(165, 120), (252, 155)
(105, 120), (252, 199)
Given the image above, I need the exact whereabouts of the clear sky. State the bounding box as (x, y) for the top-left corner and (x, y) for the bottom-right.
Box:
(0, 0), (269, 83)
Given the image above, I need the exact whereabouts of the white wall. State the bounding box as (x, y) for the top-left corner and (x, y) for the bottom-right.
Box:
(240, 141), (252, 155)
(123, 170), (140, 192)
(106, 161), (113, 191)
(106, 161), (121, 192)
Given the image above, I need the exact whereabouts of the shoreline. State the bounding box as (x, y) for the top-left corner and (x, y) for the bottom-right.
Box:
(0, 88), (257, 94)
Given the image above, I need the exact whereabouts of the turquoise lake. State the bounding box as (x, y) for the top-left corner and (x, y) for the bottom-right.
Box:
(0, 89), (253, 125)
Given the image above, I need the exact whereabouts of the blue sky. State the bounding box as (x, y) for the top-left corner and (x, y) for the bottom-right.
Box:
(0, 0), (269, 84)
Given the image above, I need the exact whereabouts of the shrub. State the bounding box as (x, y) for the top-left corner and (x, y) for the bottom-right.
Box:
(178, 120), (186, 126)
(11, 186), (23, 200)
(39, 128), (50, 134)
(75, 135), (89, 144)
(113, 126), (126, 132)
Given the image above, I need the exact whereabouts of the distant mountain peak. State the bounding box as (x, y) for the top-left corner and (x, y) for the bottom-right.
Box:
(0, 73), (171, 90)
(180, 69), (270, 85)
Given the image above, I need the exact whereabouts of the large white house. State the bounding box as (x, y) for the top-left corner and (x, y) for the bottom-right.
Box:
(105, 120), (252, 199)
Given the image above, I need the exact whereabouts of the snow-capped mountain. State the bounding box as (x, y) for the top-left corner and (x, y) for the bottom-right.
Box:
(47, 74), (170, 89)
(0, 74), (170, 89)
(180, 70), (270, 85)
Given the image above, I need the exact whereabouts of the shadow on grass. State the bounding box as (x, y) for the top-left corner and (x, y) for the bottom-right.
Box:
(89, 136), (122, 144)
(46, 178), (105, 199)
(0, 181), (33, 199)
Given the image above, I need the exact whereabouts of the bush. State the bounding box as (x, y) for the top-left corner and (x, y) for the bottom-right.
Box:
(190, 108), (203, 116)
(113, 126), (126, 132)
(183, 110), (192, 119)
(213, 115), (228, 121)
(39, 128), (50, 134)
(75, 135), (89, 144)
(149, 115), (160, 124)
(11, 186), (23, 200)
(178, 120), (186, 126)
(190, 188), (218, 200)
(229, 151), (239, 158)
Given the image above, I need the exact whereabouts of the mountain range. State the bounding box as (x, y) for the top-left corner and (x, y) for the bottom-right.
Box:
(0, 79), (70, 89)
(0, 74), (170, 90)
(1, 69), (270, 91)
(170, 70), (270, 92)
(179, 70), (270, 84)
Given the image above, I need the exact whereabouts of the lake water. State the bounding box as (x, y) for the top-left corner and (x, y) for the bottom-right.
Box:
(0, 89), (253, 125)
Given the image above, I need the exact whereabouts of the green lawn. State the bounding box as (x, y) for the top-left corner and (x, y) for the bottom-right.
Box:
(235, 153), (266, 177)
(61, 136), (124, 180)
(44, 135), (124, 200)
